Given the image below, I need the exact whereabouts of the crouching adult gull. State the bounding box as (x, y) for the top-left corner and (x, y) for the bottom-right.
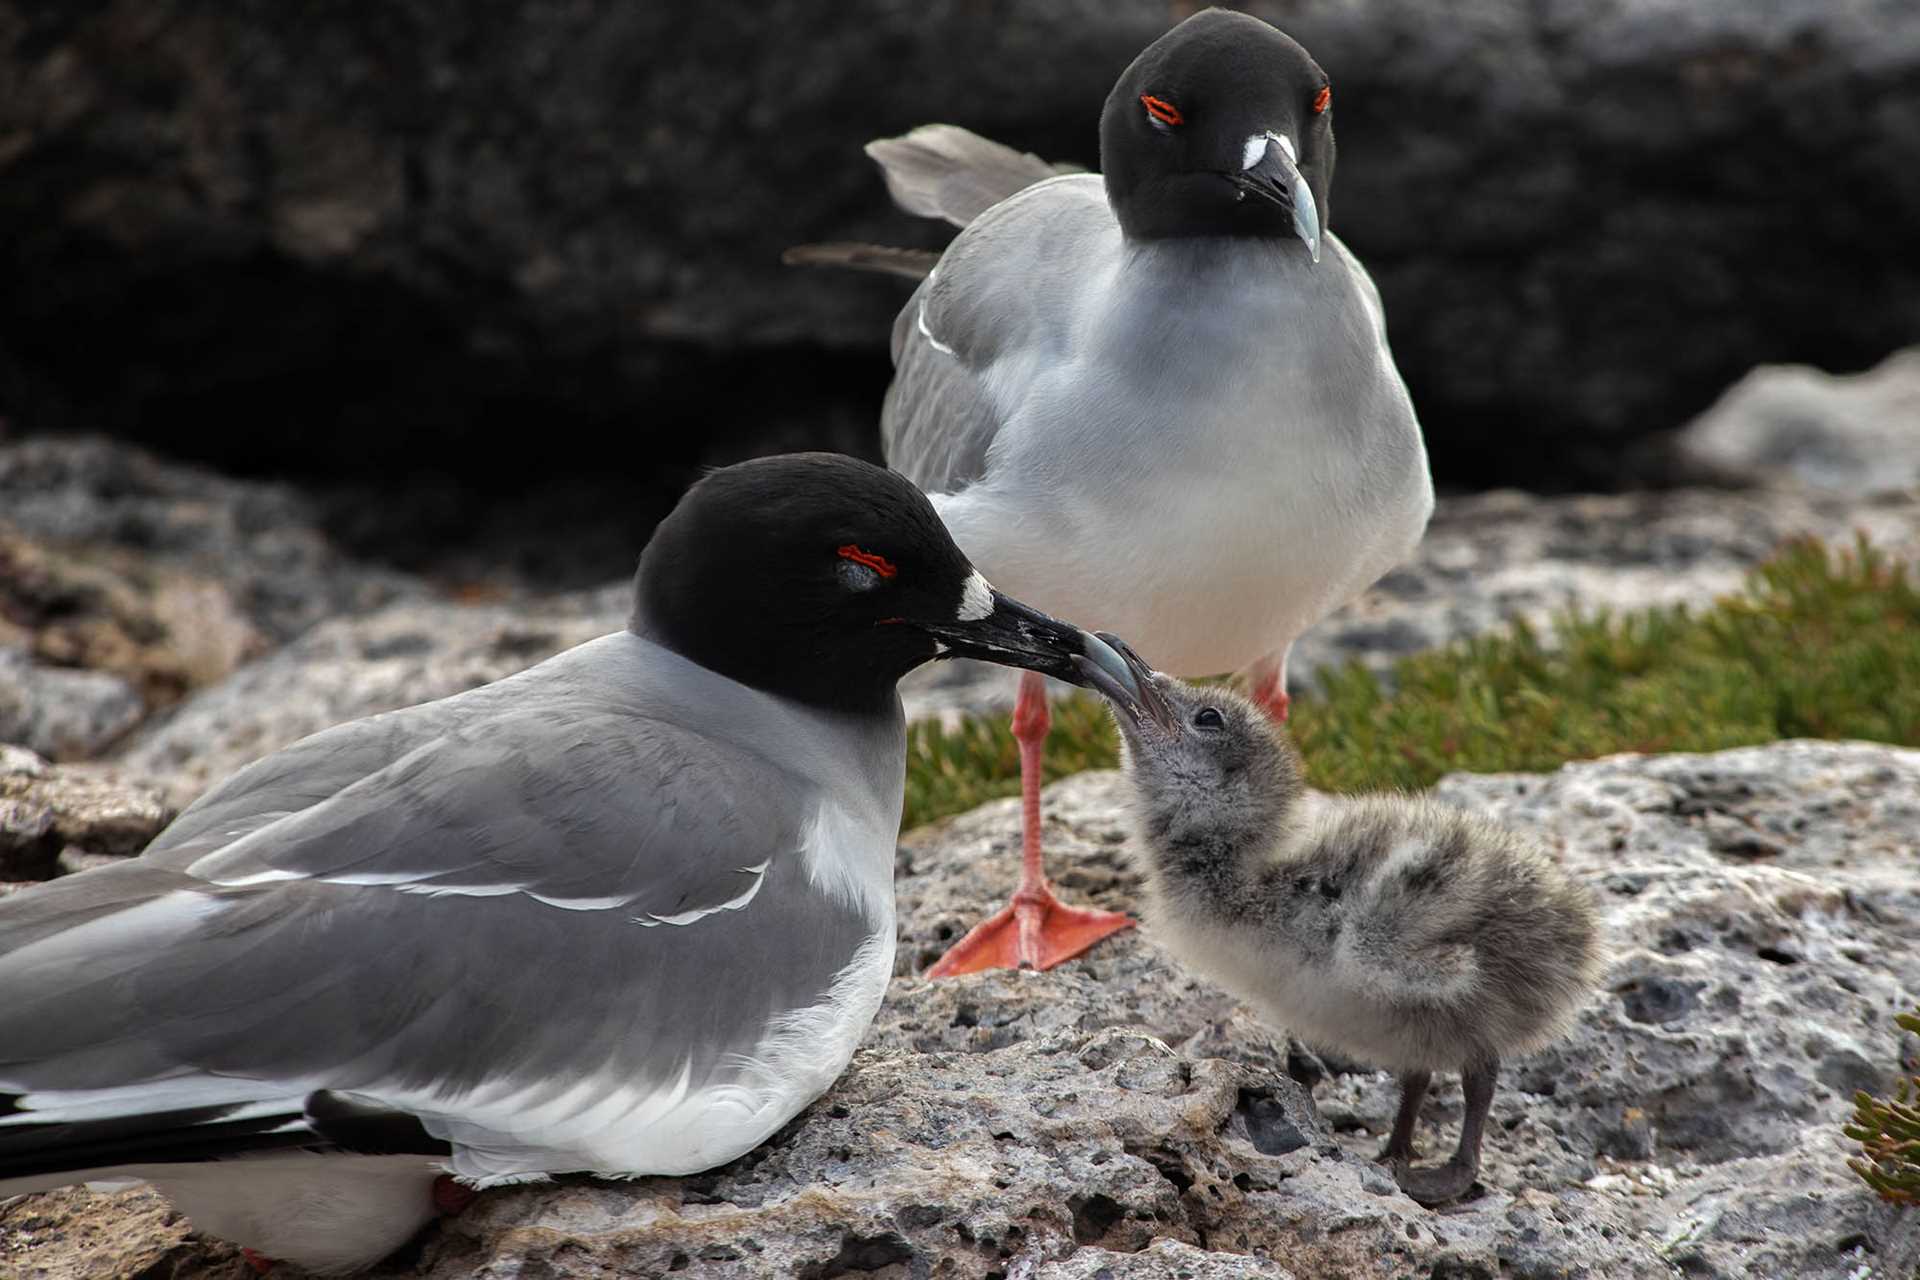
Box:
(794, 8), (1434, 976)
(0, 452), (1140, 1274)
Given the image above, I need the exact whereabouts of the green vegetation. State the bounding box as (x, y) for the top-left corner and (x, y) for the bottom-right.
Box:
(902, 536), (1920, 831)
(1845, 1007), (1920, 1205)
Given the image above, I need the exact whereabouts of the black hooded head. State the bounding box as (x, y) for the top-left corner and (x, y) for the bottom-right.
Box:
(631, 453), (1132, 715)
(1100, 8), (1335, 249)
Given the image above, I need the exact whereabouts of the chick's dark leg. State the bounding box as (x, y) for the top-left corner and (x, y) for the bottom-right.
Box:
(1391, 1057), (1497, 1206)
(1378, 1069), (1431, 1164)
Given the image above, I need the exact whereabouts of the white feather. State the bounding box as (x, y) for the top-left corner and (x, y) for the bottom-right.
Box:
(955, 570), (995, 621)
(633, 860), (769, 926)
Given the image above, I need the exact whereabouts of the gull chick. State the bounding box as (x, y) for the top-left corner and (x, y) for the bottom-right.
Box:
(1077, 638), (1602, 1204)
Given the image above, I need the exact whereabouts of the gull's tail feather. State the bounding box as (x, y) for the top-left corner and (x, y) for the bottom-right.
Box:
(780, 243), (942, 280)
(866, 124), (1076, 229)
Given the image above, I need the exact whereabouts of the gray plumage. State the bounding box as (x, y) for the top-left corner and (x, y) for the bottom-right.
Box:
(877, 170), (1427, 683)
(866, 124), (1077, 229)
(1101, 662), (1602, 1204)
(3, 634), (892, 1121)
(0, 632), (900, 1267)
(796, 38), (1435, 687)
(781, 126), (1068, 286)
(0, 452), (1135, 1272)
(781, 241), (942, 280)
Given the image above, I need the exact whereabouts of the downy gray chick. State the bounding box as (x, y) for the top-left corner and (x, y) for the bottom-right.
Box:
(1074, 635), (1603, 1204)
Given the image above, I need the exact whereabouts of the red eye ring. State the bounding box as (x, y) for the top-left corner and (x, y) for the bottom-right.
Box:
(1141, 94), (1184, 127)
(837, 545), (898, 578)
(1312, 85), (1331, 115)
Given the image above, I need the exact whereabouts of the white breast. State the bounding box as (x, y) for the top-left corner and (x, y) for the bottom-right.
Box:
(937, 235), (1432, 678)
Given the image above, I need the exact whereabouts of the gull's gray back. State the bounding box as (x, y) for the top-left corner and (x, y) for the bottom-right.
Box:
(0, 632), (905, 1181)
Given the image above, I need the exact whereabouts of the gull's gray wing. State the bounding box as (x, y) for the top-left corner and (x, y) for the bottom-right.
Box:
(0, 701), (877, 1185)
(866, 124), (1079, 229)
(781, 126), (1078, 284)
(881, 173), (1115, 496)
(137, 697), (468, 869)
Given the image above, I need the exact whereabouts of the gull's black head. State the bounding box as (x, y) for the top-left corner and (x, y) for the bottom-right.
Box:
(632, 453), (1141, 715)
(1100, 8), (1333, 255)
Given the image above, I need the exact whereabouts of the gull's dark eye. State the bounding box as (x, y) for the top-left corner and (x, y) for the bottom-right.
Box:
(837, 559), (881, 592)
(836, 544), (897, 593)
(1193, 706), (1225, 730)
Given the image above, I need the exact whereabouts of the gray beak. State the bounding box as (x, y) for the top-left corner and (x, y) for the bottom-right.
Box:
(1074, 631), (1176, 733)
(1230, 132), (1321, 264)
(916, 590), (1144, 700)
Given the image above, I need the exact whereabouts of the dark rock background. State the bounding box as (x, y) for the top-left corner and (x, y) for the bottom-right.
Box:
(3, 0), (1918, 573)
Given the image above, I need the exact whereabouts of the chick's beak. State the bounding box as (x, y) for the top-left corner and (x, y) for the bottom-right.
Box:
(1075, 631), (1176, 732)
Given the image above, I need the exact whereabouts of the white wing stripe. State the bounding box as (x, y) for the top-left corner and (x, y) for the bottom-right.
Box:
(632, 860), (769, 927)
(916, 300), (958, 357)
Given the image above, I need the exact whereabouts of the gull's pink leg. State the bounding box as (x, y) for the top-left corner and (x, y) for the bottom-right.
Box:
(1247, 653), (1292, 724)
(927, 671), (1134, 976)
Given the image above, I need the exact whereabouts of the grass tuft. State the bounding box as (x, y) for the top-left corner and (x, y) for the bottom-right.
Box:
(1845, 1008), (1920, 1205)
(902, 536), (1920, 831)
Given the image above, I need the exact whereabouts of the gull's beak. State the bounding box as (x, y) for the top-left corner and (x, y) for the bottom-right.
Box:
(913, 586), (1144, 698)
(1229, 131), (1321, 264)
(1075, 631), (1176, 733)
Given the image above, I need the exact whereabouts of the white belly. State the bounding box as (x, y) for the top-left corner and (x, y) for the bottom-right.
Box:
(938, 398), (1431, 678)
(930, 236), (1432, 679)
(114, 1154), (441, 1275)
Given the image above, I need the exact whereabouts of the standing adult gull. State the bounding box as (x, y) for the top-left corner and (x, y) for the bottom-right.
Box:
(0, 453), (1140, 1274)
(794, 8), (1434, 975)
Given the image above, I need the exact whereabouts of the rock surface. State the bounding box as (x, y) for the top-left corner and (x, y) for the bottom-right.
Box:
(111, 586), (629, 807)
(0, 1185), (240, 1280)
(0, 743), (171, 881)
(0, 437), (413, 766)
(8, 741), (1920, 1277)
(0, 437), (411, 644)
(3, 1), (1917, 487)
(1677, 346), (1920, 498)
(0, 523), (269, 714)
(0, 646), (145, 761)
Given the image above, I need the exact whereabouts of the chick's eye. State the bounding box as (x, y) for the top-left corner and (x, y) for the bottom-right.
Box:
(836, 544), (898, 593)
(1141, 94), (1184, 130)
(1193, 706), (1225, 730)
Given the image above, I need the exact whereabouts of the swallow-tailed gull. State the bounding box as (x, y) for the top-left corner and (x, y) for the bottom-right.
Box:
(0, 452), (1139, 1273)
(801, 8), (1434, 975)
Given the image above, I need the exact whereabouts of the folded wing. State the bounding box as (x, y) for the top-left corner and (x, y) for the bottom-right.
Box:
(0, 703), (871, 1185)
